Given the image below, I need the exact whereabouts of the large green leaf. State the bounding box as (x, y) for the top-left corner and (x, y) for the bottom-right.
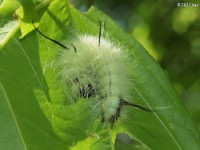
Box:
(69, 5), (200, 150)
(0, 0), (200, 149)
(0, 0), (67, 149)
(0, 83), (25, 150)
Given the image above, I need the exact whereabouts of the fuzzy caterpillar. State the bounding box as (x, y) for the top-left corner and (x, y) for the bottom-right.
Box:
(56, 35), (130, 124)
(33, 19), (151, 127)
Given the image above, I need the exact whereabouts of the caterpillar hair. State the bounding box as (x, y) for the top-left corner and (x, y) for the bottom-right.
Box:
(32, 17), (152, 127)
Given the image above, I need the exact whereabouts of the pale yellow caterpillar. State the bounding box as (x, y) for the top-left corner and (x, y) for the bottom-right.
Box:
(33, 18), (151, 128)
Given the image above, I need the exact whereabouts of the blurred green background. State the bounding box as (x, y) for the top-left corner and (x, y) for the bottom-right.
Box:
(70, 0), (200, 128)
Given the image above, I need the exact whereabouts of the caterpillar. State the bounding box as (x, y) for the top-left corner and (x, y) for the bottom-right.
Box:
(32, 17), (151, 127)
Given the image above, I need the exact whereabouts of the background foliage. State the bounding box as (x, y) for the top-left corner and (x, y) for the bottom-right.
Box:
(70, 0), (200, 128)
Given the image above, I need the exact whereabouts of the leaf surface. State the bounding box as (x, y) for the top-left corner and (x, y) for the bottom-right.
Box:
(0, 0), (200, 149)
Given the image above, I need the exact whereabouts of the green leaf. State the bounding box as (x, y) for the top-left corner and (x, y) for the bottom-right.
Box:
(68, 3), (200, 149)
(0, 83), (25, 150)
(15, 0), (52, 38)
(1, 0), (200, 149)
(0, 0), (19, 48)
(0, 1), (67, 149)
